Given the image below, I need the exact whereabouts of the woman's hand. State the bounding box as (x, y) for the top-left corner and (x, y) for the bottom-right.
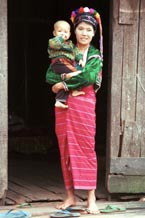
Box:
(52, 82), (64, 93)
(65, 70), (82, 79)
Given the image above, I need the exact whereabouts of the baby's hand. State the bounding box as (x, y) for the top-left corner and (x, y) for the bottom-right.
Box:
(79, 59), (85, 68)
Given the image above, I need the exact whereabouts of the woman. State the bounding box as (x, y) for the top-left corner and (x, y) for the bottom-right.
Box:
(46, 6), (103, 214)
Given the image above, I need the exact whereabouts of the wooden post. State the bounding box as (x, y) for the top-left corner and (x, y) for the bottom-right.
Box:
(0, 0), (8, 204)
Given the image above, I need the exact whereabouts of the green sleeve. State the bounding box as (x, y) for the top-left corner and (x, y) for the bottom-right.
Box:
(48, 36), (64, 49)
(65, 54), (103, 90)
(46, 65), (62, 84)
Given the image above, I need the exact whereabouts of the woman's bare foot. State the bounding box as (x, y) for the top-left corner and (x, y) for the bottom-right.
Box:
(86, 201), (100, 214)
(56, 189), (76, 210)
(56, 197), (76, 210)
(86, 190), (100, 214)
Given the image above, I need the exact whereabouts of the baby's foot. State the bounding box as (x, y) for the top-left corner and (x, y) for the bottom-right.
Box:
(72, 91), (85, 97)
(55, 101), (68, 109)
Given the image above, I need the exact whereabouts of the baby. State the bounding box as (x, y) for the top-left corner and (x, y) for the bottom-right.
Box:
(48, 20), (85, 108)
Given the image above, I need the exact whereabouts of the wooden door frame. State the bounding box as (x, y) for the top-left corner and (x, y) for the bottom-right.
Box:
(0, 0), (8, 204)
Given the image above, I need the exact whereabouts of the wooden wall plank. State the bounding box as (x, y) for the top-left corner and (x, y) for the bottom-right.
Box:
(108, 0), (140, 158)
(107, 0), (123, 158)
(0, 0), (8, 201)
(107, 175), (145, 193)
(120, 0), (140, 157)
(136, 0), (145, 157)
(119, 0), (137, 24)
(121, 121), (141, 157)
(110, 157), (145, 175)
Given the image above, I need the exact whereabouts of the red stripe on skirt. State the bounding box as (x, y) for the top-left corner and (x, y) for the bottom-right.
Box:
(55, 85), (97, 190)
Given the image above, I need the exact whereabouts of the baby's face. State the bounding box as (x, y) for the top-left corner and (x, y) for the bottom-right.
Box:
(54, 23), (71, 40)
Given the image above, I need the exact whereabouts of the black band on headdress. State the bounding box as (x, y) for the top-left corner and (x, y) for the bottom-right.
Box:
(74, 13), (98, 30)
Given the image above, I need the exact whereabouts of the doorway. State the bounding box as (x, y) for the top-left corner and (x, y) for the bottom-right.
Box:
(8, 0), (110, 205)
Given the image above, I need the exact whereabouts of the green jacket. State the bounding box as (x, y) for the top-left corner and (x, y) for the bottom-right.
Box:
(48, 36), (83, 62)
(46, 45), (103, 92)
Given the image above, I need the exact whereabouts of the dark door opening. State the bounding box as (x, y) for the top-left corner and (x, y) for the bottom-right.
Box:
(8, 0), (109, 151)
(7, 0), (110, 205)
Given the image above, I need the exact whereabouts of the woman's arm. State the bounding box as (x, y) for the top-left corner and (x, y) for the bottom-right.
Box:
(45, 47), (103, 90)
(65, 56), (103, 90)
(45, 65), (62, 84)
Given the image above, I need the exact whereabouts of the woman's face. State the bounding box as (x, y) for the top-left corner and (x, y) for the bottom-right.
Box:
(75, 22), (95, 46)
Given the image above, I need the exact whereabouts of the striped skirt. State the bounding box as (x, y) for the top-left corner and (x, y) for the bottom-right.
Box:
(55, 85), (97, 190)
